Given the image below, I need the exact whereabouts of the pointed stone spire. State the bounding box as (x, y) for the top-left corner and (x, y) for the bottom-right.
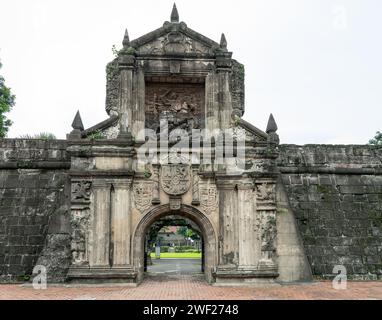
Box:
(266, 113), (278, 134)
(220, 33), (227, 50)
(71, 110), (84, 131)
(171, 3), (179, 23)
(122, 29), (130, 47)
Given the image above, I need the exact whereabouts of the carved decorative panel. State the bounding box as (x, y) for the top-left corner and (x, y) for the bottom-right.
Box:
(161, 164), (191, 196)
(71, 181), (91, 202)
(200, 185), (218, 215)
(133, 183), (153, 213)
(138, 34), (213, 55)
(145, 82), (205, 132)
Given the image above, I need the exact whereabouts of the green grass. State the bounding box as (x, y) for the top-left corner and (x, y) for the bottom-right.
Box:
(150, 252), (202, 259)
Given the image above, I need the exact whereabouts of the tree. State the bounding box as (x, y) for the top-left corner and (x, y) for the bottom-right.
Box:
(0, 60), (15, 138)
(369, 131), (382, 145)
(18, 132), (57, 140)
(177, 226), (200, 240)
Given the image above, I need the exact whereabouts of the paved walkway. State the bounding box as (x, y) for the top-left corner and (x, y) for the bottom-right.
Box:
(0, 276), (381, 300)
(148, 258), (202, 275)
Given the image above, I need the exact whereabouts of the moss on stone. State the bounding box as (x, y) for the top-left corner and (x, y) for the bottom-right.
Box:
(317, 185), (329, 193)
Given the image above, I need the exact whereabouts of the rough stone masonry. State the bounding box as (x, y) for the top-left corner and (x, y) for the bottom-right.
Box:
(0, 5), (381, 284)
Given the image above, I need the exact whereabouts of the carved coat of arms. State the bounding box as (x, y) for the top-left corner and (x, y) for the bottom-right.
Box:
(160, 164), (191, 196)
(200, 186), (218, 215)
(133, 183), (153, 213)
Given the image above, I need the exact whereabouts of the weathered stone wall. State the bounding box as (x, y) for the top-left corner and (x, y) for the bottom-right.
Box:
(105, 59), (119, 115)
(230, 59), (245, 117)
(278, 145), (382, 279)
(0, 139), (70, 282)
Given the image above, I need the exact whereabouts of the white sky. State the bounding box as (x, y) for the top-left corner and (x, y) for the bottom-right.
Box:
(0, 0), (381, 144)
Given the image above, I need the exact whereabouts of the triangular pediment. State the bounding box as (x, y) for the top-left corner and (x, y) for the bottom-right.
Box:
(237, 119), (268, 143)
(130, 23), (221, 56)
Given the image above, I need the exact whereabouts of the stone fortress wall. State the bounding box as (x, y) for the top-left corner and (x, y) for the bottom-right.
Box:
(278, 145), (382, 279)
(0, 140), (381, 282)
(0, 139), (70, 282)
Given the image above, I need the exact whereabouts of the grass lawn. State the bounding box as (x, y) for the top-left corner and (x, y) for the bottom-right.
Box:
(150, 252), (202, 259)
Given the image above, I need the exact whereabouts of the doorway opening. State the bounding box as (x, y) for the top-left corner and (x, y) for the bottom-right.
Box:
(145, 216), (204, 277)
(132, 204), (216, 284)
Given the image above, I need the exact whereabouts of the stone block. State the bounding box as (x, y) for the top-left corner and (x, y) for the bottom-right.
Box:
(318, 175), (332, 185)
(27, 235), (44, 245)
(9, 226), (24, 236)
(290, 175), (303, 185)
(9, 255), (22, 265)
(339, 185), (366, 194)
(4, 175), (19, 189)
(24, 225), (41, 235)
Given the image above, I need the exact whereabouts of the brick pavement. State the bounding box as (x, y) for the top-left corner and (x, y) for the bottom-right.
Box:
(0, 275), (381, 300)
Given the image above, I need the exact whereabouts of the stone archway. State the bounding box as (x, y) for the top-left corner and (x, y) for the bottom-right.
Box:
(132, 204), (217, 284)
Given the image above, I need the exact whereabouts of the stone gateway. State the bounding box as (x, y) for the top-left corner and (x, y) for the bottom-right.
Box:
(0, 4), (381, 285)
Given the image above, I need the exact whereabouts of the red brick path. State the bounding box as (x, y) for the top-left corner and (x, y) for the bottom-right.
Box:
(0, 275), (381, 300)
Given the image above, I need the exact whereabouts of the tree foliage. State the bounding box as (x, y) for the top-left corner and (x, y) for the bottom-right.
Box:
(0, 60), (15, 138)
(177, 226), (200, 240)
(369, 131), (382, 146)
(18, 132), (57, 140)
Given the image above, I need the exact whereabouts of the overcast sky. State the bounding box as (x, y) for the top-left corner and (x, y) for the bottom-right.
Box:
(0, 0), (381, 144)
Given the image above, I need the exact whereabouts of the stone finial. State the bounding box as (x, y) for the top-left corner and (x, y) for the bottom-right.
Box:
(220, 33), (227, 50)
(171, 3), (179, 23)
(71, 110), (84, 131)
(266, 113), (278, 134)
(122, 29), (130, 47)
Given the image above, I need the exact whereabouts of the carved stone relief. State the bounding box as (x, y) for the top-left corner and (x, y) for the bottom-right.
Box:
(133, 183), (153, 213)
(70, 209), (90, 266)
(255, 182), (276, 203)
(71, 181), (91, 203)
(138, 33), (212, 55)
(145, 82), (205, 133)
(70, 180), (92, 266)
(160, 164), (191, 196)
(200, 185), (218, 215)
(255, 180), (277, 270)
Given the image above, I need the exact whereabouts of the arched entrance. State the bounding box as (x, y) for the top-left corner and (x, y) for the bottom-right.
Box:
(132, 204), (217, 284)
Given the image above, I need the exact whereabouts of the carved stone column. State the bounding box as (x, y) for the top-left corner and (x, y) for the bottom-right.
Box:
(216, 52), (233, 130)
(89, 180), (111, 267)
(216, 180), (238, 268)
(151, 165), (160, 205)
(132, 66), (145, 140)
(255, 179), (277, 272)
(112, 180), (133, 267)
(205, 72), (219, 132)
(237, 182), (259, 270)
(191, 165), (200, 205)
(119, 56), (135, 134)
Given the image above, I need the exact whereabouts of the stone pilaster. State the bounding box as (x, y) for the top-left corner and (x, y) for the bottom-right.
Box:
(205, 72), (219, 132)
(237, 182), (259, 270)
(132, 67), (145, 140)
(191, 165), (200, 205)
(119, 68), (133, 132)
(89, 181), (111, 267)
(216, 52), (233, 130)
(151, 165), (160, 205)
(216, 180), (238, 268)
(112, 180), (133, 267)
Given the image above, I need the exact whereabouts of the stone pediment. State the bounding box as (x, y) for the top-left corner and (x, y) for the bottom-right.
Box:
(130, 23), (221, 56)
(236, 119), (268, 143)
